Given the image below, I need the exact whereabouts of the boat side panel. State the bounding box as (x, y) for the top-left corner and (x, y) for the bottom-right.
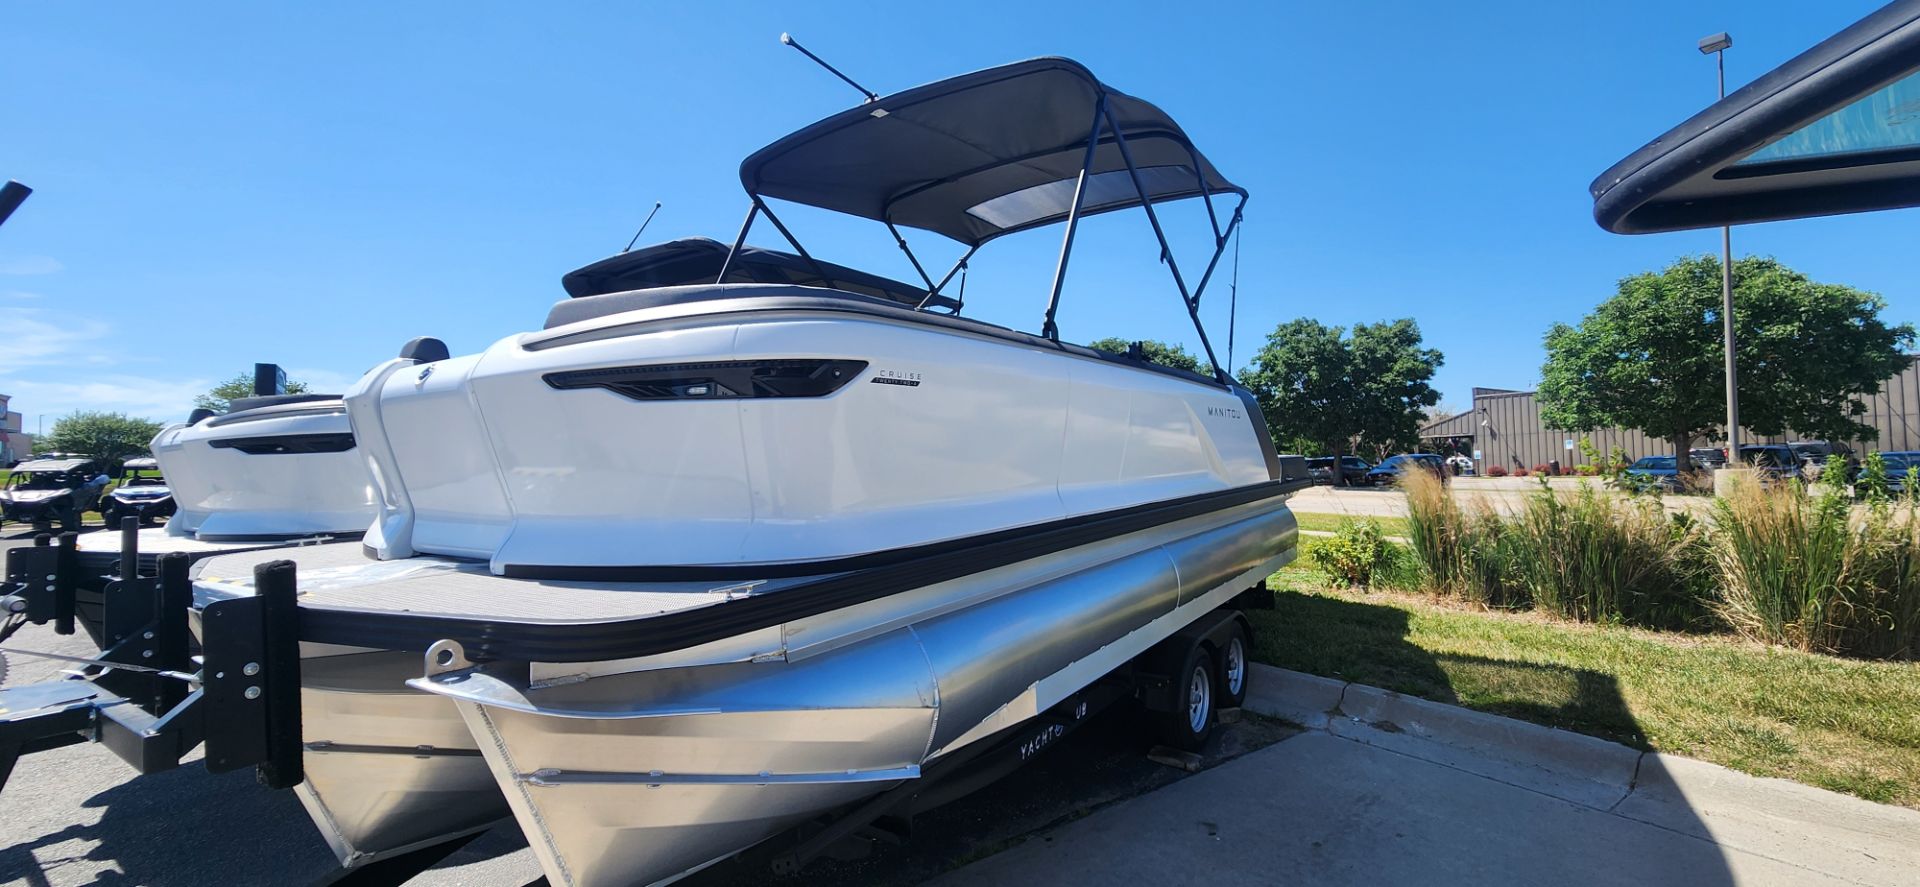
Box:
(731, 317), (1071, 562)
(364, 303), (1275, 568)
(153, 409), (375, 538)
(369, 353), (515, 558)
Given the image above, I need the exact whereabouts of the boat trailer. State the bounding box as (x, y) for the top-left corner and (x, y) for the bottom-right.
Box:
(1, 526), (1273, 884)
(0, 531), (304, 793)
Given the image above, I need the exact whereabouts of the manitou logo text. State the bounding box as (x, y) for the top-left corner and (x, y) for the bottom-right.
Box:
(1207, 405), (1243, 419)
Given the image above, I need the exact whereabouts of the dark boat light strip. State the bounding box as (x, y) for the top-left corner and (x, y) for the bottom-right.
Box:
(294, 478), (1306, 663)
(545, 359), (867, 401)
(208, 433), (357, 455)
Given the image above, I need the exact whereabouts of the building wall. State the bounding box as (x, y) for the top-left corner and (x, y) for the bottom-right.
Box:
(1428, 359), (1920, 471)
(1, 394), (30, 464)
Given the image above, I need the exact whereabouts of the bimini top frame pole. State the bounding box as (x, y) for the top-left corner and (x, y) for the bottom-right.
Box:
(728, 56), (1249, 382)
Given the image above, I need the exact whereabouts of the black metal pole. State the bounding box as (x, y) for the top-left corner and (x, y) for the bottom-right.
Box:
(884, 220), (939, 293)
(119, 516), (140, 581)
(54, 533), (76, 635)
(155, 553), (192, 711)
(714, 203), (761, 284)
(1042, 97), (1108, 341)
(754, 197), (843, 290)
(253, 559), (304, 790)
(1103, 104), (1226, 381)
(917, 245), (979, 310)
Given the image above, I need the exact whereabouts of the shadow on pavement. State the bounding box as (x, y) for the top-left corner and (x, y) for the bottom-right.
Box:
(1248, 588), (1737, 886)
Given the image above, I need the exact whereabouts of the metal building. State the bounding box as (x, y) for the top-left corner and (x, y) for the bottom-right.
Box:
(1421, 360), (1920, 473)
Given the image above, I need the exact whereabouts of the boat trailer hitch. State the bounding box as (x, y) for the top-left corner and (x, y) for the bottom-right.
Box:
(0, 533), (304, 793)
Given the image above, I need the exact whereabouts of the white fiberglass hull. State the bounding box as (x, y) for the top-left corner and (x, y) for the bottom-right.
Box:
(151, 400), (375, 540)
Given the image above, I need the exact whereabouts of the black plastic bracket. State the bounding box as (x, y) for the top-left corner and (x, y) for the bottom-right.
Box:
(201, 559), (303, 787)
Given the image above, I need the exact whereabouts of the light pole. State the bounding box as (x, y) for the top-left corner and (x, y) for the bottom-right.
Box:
(1700, 31), (1739, 462)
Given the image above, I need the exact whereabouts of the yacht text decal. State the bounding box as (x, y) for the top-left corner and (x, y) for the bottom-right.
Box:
(870, 369), (922, 387)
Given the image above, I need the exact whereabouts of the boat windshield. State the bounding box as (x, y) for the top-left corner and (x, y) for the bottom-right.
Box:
(1739, 69), (1920, 168)
(1880, 453), (1920, 473)
(7, 471), (73, 491)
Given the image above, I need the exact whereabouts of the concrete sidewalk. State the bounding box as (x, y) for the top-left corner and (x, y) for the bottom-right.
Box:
(935, 665), (1919, 887)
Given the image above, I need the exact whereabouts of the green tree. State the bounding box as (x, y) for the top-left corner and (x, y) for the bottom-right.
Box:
(1085, 337), (1204, 374)
(41, 411), (165, 467)
(1237, 319), (1444, 481)
(194, 371), (311, 412)
(1540, 256), (1913, 473)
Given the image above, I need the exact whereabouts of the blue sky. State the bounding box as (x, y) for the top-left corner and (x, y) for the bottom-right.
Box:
(3, 0), (1916, 424)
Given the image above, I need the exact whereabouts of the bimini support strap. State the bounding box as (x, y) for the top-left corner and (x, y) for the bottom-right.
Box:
(1227, 216), (1242, 373)
(1041, 95), (1108, 342)
(916, 244), (979, 311)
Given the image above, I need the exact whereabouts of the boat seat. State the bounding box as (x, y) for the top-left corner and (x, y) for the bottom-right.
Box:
(543, 283), (909, 330)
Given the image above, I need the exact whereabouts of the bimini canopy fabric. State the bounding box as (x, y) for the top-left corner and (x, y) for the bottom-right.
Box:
(739, 57), (1243, 246)
(560, 237), (959, 311)
(1593, 0), (1920, 234)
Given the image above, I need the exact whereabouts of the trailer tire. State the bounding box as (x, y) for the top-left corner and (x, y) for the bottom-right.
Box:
(1154, 642), (1216, 751)
(1215, 621), (1250, 709)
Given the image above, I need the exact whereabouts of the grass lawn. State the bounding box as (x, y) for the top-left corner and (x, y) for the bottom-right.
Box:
(1292, 512), (1410, 537)
(1248, 564), (1920, 808)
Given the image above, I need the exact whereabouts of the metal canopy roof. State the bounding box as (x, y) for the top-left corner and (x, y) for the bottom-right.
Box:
(12, 458), (93, 472)
(1593, 0), (1920, 234)
(739, 57), (1243, 246)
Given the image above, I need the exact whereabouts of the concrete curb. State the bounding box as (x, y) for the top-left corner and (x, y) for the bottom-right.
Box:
(1243, 663), (1640, 809)
(1244, 662), (1920, 879)
(1330, 682), (1642, 810)
(1243, 665), (1343, 730)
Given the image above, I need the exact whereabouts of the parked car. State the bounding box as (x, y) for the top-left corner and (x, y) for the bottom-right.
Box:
(1623, 455), (1681, 490)
(1736, 444), (1801, 482)
(0, 456), (109, 531)
(99, 456), (175, 527)
(1689, 447), (1728, 470)
(1306, 455), (1372, 485)
(1872, 451), (1920, 495)
(1364, 453), (1448, 486)
(1788, 440), (1858, 479)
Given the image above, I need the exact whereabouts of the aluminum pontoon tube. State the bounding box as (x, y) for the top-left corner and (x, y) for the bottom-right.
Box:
(415, 501), (1294, 887)
(294, 651), (509, 867)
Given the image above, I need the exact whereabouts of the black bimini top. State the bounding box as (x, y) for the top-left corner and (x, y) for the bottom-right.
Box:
(1594, 0), (1920, 233)
(561, 237), (958, 311)
(739, 57), (1243, 246)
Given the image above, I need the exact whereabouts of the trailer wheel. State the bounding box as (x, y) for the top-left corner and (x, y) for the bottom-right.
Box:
(1215, 622), (1250, 709)
(1154, 642), (1216, 751)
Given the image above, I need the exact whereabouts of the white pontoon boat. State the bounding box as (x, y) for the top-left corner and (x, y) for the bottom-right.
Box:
(187, 56), (1302, 885)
